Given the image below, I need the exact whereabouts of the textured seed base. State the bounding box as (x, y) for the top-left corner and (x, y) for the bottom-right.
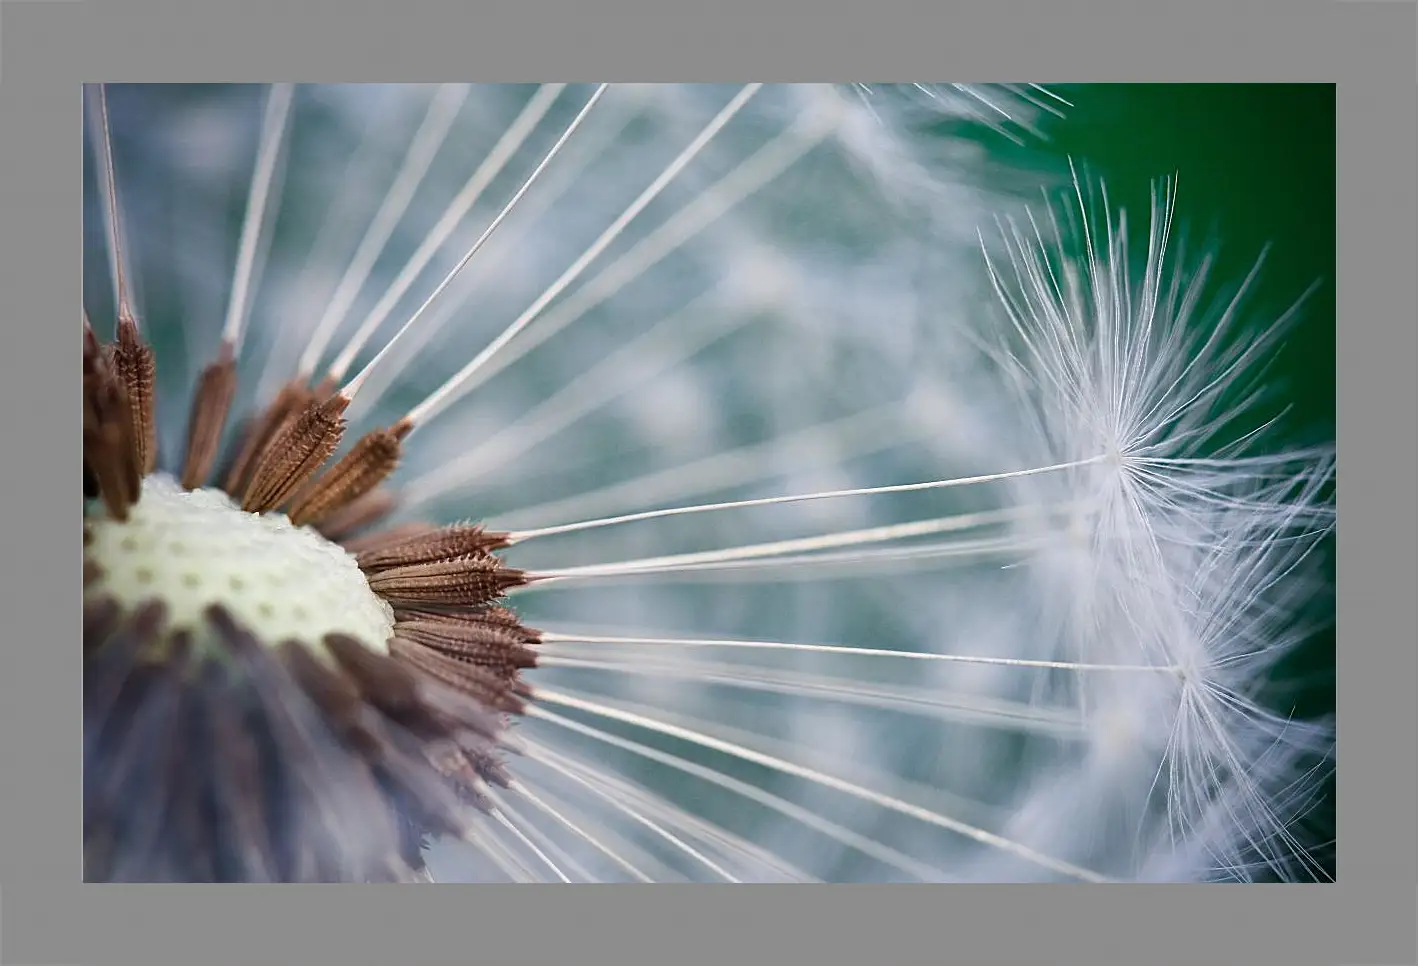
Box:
(86, 473), (394, 653)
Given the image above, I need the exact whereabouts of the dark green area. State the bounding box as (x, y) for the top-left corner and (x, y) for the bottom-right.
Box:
(1045, 84), (1336, 444)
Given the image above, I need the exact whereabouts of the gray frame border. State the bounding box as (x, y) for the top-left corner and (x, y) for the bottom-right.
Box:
(3, 1), (1411, 964)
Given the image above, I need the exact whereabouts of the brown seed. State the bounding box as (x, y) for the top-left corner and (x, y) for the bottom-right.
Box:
(356, 524), (512, 573)
(321, 633), (438, 732)
(365, 555), (527, 608)
(282, 643), (480, 847)
(111, 318), (158, 476)
(222, 379), (319, 495)
(287, 422), (408, 527)
(389, 636), (527, 716)
(398, 604), (542, 643)
(240, 394), (350, 513)
(84, 327), (142, 519)
(393, 618), (538, 674)
(179, 340), (238, 490)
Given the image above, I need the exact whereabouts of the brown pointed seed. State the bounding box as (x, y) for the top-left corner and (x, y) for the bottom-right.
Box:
(388, 637), (527, 715)
(392, 619), (538, 674)
(392, 605), (542, 646)
(316, 634), (513, 813)
(320, 633), (442, 735)
(287, 420), (410, 527)
(280, 641), (478, 845)
(180, 340), (239, 490)
(240, 393), (349, 513)
(279, 641), (385, 758)
(223, 378), (320, 495)
(84, 327), (141, 519)
(356, 524), (512, 573)
(111, 317), (158, 475)
(365, 555), (527, 608)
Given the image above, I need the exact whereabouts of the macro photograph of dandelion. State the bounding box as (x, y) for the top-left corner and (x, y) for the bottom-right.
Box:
(80, 81), (1338, 888)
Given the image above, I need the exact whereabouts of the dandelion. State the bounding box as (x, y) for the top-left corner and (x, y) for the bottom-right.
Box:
(82, 82), (1334, 883)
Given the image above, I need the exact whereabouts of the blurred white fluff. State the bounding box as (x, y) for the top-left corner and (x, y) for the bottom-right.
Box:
(84, 83), (1333, 883)
(962, 173), (1334, 881)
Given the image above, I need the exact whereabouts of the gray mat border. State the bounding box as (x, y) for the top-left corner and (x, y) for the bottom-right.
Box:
(1, 1), (1410, 964)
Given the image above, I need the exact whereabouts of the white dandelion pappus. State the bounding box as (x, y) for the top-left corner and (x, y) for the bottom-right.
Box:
(951, 170), (1335, 881)
(81, 83), (1333, 884)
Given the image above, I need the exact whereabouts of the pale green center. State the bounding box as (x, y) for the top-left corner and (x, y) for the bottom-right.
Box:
(85, 473), (394, 653)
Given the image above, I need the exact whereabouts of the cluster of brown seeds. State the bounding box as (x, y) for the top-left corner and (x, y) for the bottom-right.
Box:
(84, 317), (541, 882)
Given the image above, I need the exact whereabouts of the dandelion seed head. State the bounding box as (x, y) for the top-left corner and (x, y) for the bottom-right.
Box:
(84, 83), (1331, 884)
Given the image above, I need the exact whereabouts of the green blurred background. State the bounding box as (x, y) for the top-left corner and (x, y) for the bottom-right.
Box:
(1044, 84), (1335, 448)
